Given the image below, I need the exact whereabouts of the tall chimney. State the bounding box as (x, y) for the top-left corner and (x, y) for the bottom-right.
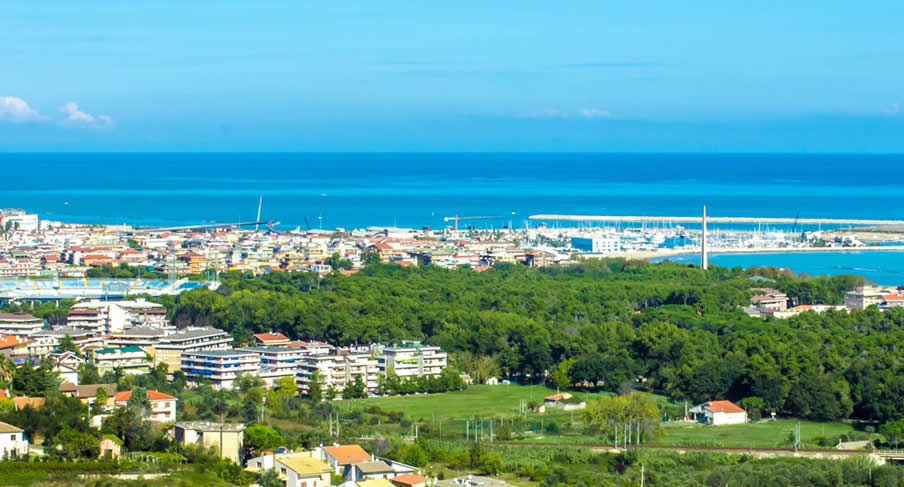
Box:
(701, 205), (708, 270)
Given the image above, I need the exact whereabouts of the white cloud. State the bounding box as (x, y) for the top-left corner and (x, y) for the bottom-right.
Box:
(882, 103), (900, 116)
(517, 108), (612, 120)
(60, 102), (114, 129)
(0, 96), (42, 122)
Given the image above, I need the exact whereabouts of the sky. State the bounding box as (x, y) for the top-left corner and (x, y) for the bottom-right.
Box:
(2, 1), (903, 152)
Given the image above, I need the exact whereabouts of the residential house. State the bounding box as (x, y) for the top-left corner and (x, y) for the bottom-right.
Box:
(114, 390), (177, 422)
(391, 475), (429, 487)
(347, 461), (397, 481)
(182, 350), (260, 390)
(357, 480), (396, 487)
(542, 392), (585, 411)
(749, 288), (789, 312)
(322, 445), (373, 475)
(49, 351), (85, 385)
(174, 422), (245, 464)
(59, 383), (116, 410)
(0, 421), (28, 459)
(274, 455), (334, 487)
(690, 400), (747, 425)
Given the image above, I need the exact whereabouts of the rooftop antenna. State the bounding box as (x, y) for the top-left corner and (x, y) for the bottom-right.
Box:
(255, 195), (263, 231)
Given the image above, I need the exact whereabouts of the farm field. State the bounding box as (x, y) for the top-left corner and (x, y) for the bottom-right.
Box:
(336, 384), (611, 422)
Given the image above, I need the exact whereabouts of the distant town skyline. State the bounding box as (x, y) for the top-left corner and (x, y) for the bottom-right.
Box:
(2, 1), (903, 152)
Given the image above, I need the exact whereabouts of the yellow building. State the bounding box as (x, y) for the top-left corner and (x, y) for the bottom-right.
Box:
(174, 422), (245, 464)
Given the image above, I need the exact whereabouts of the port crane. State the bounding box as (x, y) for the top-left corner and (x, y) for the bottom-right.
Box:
(443, 215), (501, 232)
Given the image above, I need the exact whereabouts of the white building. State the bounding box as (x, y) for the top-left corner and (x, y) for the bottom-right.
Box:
(690, 400), (747, 425)
(845, 287), (891, 310)
(377, 341), (447, 379)
(0, 421), (29, 459)
(0, 312), (44, 336)
(153, 326), (233, 372)
(570, 236), (621, 254)
(69, 299), (168, 334)
(297, 351), (379, 396)
(114, 390), (177, 422)
(237, 346), (304, 387)
(92, 346), (153, 376)
(182, 350), (260, 390)
(0, 209), (39, 233)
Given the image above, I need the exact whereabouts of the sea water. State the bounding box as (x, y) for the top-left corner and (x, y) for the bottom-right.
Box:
(3, 152), (904, 281)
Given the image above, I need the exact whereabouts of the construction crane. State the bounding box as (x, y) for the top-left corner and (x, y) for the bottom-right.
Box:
(443, 215), (501, 232)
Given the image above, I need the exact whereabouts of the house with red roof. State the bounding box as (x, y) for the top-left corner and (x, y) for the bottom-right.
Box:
(114, 390), (178, 423)
(391, 474), (429, 487)
(690, 400), (747, 425)
(322, 445), (373, 474)
(254, 332), (290, 346)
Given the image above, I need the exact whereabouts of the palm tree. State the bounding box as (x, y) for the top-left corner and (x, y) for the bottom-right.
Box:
(0, 356), (16, 388)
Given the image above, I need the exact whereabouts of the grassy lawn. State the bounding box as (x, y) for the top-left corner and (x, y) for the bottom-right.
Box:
(336, 384), (611, 422)
(654, 419), (877, 449)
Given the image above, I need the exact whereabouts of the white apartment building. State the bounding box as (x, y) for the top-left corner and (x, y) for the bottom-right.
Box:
(29, 327), (102, 355)
(93, 346), (153, 376)
(377, 341), (447, 379)
(106, 327), (168, 348)
(845, 287), (892, 310)
(0, 209), (39, 233)
(296, 351), (379, 396)
(154, 327), (233, 372)
(182, 350), (261, 390)
(237, 346), (304, 387)
(68, 299), (168, 334)
(0, 312), (44, 336)
(0, 421), (29, 459)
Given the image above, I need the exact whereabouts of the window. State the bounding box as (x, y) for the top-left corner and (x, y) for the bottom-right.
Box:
(281, 468), (287, 475)
(302, 482), (307, 487)
(10, 434), (15, 441)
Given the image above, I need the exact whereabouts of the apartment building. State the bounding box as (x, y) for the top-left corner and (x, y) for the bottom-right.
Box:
(106, 327), (167, 348)
(92, 346), (153, 376)
(153, 327), (232, 372)
(182, 350), (260, 390)
(845, 287), (891, 310)
(296, 351), (379, 396)
(68, 299), (168, 334)
(377, 341), (447, 379)
(30, 327), (102, 355)
(0, 312), (44, 336)
(237, 346), (304, 386)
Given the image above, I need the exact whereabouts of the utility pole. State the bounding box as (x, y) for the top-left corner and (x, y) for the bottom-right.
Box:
(640, 464), (645, 487)
(466, 420), (469, 441)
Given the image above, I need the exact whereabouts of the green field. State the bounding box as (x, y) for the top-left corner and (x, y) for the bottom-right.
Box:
(654, 419), (879, 449)
(336, 384), (610, 422)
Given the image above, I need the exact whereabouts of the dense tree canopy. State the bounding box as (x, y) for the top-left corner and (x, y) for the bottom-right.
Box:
(157, 259), (903, 422)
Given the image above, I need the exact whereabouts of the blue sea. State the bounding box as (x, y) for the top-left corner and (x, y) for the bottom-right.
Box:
(3, 153), (904, 282)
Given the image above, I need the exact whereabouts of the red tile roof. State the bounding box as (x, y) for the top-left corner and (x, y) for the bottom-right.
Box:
(254, 332), (289, 343)
(703, 400), (744, 414)
(324, 445), (371, 464)
(391, 475), (429, 486)
(114, 390), (177, 402)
